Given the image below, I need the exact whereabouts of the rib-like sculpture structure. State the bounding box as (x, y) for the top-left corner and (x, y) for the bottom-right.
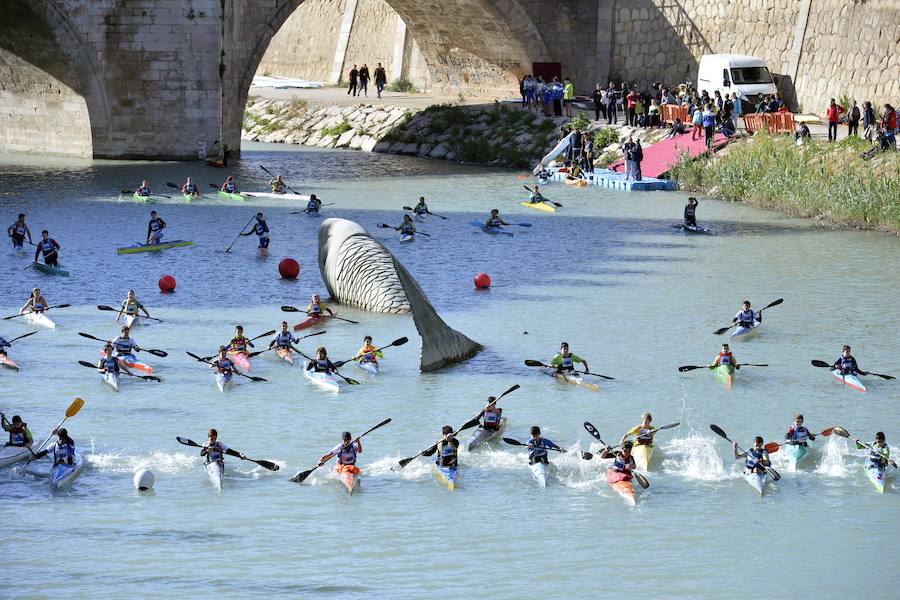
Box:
(318, 218), (481, 371)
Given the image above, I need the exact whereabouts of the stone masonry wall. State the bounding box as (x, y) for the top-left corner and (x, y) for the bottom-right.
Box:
(255, 0), (344, 82)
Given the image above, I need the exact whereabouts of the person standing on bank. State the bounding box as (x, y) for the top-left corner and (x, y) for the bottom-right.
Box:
(847, 100), (861, 137)
(374, 63), (387, 99)
(347, 65), (359, 97)
(358, 64), (370, 97)
(633, 139), (644, 181)
(623, 136), (637, 181)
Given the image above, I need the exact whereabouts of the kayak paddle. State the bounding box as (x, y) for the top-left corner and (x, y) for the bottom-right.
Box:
(764, 427), (834, 454)
(259, 164), (306, 197)
(176, 436), (280, 471)
(333, 336), (408, 368)
(25, 397), (84, 466)
(96, 305), (164, 323)
(582, 422), (650, 488)
(225, 215), (256, 253)
(185, 352), (267, 382)
(290, 203), (334, 215)
(120, 189), (171, 199)
(166, 182), (204, 197)
(280, 305), (359, 324)
(78, 332), (168, 357)
(3, 304), (71, 320)
(291, 346), (359, 385)
(246, 331), (325, 358)
(832, 426), (898, 468)
(811, 359), (894, 380)
(394, 388), (521, 471)
(7, 331), (37, 343)
(522, 185), (563, 207)
(402, 206), (448, 219)
(201, 329), (281, 360)
(524, 360), (614, 380)
(377, 223), (431, 237)
(713, 298), (783, 335)
(709, 424), (780, 481)
(78, 360), (161, 382)
(503, 437), (567, 452)
(678, 364), (768, 372)
(289, 418), (391, 483)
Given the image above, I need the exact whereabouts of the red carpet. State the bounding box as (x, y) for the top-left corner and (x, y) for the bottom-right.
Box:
(609, 129), (729, 178)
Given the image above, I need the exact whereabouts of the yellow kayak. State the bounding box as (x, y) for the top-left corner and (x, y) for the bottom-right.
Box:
(520, 201), (555, 213)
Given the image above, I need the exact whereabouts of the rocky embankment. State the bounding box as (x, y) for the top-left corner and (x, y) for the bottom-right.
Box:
(242, 96), (669, 168)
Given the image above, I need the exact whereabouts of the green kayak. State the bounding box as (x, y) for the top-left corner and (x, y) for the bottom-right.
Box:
(182, 193), (198, 202)
(33, 262), (70, 277)
(117, 240), (194, 255)
(714, 364), (735, 389)
(132, 192), (154, 203)
(218, 190), (244, 202)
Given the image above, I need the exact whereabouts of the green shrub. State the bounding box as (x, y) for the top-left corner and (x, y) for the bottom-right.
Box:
(565, 114), (590, 132)
(388, 77), (417, 93)
(321, 118), (352, 138)
(593, 128), (620, 149)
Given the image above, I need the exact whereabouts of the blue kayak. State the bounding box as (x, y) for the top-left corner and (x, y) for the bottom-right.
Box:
(470, 220), (514, 237)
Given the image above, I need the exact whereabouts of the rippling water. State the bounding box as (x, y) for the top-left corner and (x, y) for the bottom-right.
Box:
(1, 143), (898, 598)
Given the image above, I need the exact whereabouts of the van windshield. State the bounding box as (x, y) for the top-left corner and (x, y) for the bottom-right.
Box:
(730, 67), (773, 85)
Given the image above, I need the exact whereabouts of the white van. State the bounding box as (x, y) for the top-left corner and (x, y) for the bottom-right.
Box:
(697, 54), (777, 114)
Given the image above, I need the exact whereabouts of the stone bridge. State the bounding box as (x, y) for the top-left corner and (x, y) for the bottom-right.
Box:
(1, 0), (897, 159)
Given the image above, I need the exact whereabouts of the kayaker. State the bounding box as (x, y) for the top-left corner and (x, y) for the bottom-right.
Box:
(622, 413), (654, 447)
(306, 194), (322, 213)
(32, 428), (75, 465)
(33, 230), (60, 267)
(413, 197), (429, 216)
(112, 326), (141, 358)
(116, 289), (151, 323)
(684, 197), (698, 227)
(600, 439), (635, 475)
(201, 428), (245, 466)
(485, 209), (510, 229)
(240, 212), (270, 252)
(135, 180), (150, 197)
(306, 346), (339, 375)
(480, 397), (502, 431)
(733, 436), (771, 474)
(270, 175), (287, 194)
(221, 176), (238, 193)
(98, 343), (132, 377)
(268, 322), (299, 352)
(732, 300), (760, 329)
(529, 186), (548, 204)
(181, 177), (199, 197)
(354, 335), (382, 366)
(0, 336), (11, 357)
(526, 425), (561, 465)
(1, 413), (33, 448)
(784, 414), (816, 447)
(318, 431), (362, 477)
(856, 431), (890, 468)
(549, 341), (589, 373)
(211, 347), (243, 389)
(565, 163), (583, 181)
(146, 210), (166, 245)
(396, 214), (416, 237)
(7, 213), (32, 250)
(832, 345), (862, 377)
(709, 343), (739, 370)
(228, 325), (254, 354)
(306, 294), (334, 318)
(435, 425), (459, 468)
(536, 167), (551, 184)
(20, 288), (48, 315)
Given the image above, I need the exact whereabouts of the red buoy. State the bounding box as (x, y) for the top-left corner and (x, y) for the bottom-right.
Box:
(158, 274), (176, 293)
(279, 258), (300, 279)
(474, 272), (491, 289)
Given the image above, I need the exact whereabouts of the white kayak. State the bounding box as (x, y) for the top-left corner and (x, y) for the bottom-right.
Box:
(124, 314), (141, 328)
(304, 362), (340, 392)
(206, 460), (224, 491)
(530, 460), (550, 487)
(730, 319), (761, 342)
(357, 360), (378, 376)
(215, 372), (233, 393)
(399, 233), (414, 243)
(24, 311), (55, 329)
(831, 369), (866, 393)
(0, 444), (33, 468)
(242, 191), (311, 201)
(466, 418), (506, 451)
(50, 452), (85, 492)
(744, 470), (768, 496)
(101, 370), (120, 391)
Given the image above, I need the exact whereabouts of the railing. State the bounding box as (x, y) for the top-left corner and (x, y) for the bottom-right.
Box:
(661, 104), (689, 124)
(742, 112), (795, 134)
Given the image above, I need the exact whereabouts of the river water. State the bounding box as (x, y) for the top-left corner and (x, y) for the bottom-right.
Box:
(1, 143), (898, 598)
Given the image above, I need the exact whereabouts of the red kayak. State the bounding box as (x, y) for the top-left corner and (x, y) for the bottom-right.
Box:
(293, 314), (332, 331)
(606, 468), (635, 505)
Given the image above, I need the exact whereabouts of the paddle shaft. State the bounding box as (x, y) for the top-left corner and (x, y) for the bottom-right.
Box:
(78, 332), (166, 356)
(186, 352), (266, 382)
(259, 164), (303, 196)
(176, 437), (278, 471)
(225, 215), (256, 253)
(26, 399), (84, 465)
(97, 304), (163, 322)
(290, 418), (391, 482)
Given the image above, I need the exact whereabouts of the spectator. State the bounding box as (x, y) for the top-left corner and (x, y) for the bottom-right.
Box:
(605, 81), (618, 124)
(702, 102), (716, 151)
(882, 103), (897, 149)
(540, 78), (552, 117)
(691, 104), (703, 141)
(563, 77), (575, 117)
(347, 64), (359, 97)
(862, 100), (876, 141)
(567, 129), (583, 163)
(665, 118), (686, 139)
(648, 99), (661, 128)
(374, 63), (387, 99)
(713, 91), (724, 124)
(731, 92), (741, 128)
(622, 136), (638, 181)
(794, 122), (811, 145)
(551, 77), (563, 117)
(633, 139), (643, 181)
(523, 75), (536, 111)
(826, 98), (842, 142)
(846, 99), (860, 137)
(635, 94), (644, 127)
(719, 117), (736, 138)
(591, 84), (604, 121)
(626, 89), (638, 126)
(581, 137), (594, 173)
(358, 64), (370, 97)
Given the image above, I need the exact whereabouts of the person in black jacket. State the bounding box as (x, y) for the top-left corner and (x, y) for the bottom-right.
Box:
(358, 64), (370, 97)
(347, 65), (358, 96)
(592, 84), (604, 121)
(374, 63), (387, 99)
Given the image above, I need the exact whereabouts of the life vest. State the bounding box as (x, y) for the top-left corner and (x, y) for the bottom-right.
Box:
(122, 299), (139, 315)
(745, 447), (766, 470)
(272, 182), (286, 193)
(39, 239), (56, 254)
(229, 336), (249, 352)
(359, 345), (377, 363)
(314, 358), (330, 372)
(736, 310), (756, 327)
(488, 217), (501, 227)
(483, 409), (501, 430)
(400, 222), (414, 235)
(684, 205), (696, 218)
(438, 439), (458, 462)
(137, 186), (150, 196)
(837, 356), (856, 373)
(336, 443), (357, 465)
(308, 303), (322, 316)
(611, 453), (631, 473)
(634, 426), (653, 445)
(12, 222), (25, 236)
(149, 218), (163, 233)
(8, 424), (27, 446)
(789, 426), (809, 443)
(213, 358), (234, 374)
(32, 300), (46, 311)
(183, 183), (197, 193)
(274, 332), (294, 347)
(307, 199), (319, 211)
(718, 352), (734, 366)
(414, 204), (428, 215)
(253, 221), (268, 237)
(559, 354), (574, 370)
(868, 445), (888, 465)
(112, 337), (136, 355)
(100, 356), (120, 372)
(52, 440), (75, 464)
(205, 442), (226, 464)
(223, 182), (236, 193)
(529, 439), (548, 459)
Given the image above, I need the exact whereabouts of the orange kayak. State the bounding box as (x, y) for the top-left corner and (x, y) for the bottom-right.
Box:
(293, 314), (331, 331)
(336, 464), (359, 495)
(606, 468), (635, 505)
(276, 347), (294, 365)
(99, 349), (152, 373)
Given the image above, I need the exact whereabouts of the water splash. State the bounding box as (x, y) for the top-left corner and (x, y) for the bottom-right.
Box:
(661, 434), (732, 481)
(816, 436), (849, 477)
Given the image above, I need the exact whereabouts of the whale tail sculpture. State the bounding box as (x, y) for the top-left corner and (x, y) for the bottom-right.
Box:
(318, 218), (481, 371)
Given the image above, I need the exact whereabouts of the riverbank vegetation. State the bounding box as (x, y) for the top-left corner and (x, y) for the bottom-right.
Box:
(670, 132), (900, 234)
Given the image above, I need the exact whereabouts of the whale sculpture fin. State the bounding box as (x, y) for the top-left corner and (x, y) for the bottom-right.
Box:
(391, 255), (483, 372)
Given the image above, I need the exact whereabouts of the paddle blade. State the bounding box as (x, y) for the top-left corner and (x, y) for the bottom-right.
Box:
(389, 337), (409, 347)
(766, 466), (781, 481)
(142, 376), (162, 382)
(581, 451), (593, 460)
(678, 365), (702, 372)
(524, 359), (545, 367)
(502, 437), (524, 446)
(186, 352), (205, 362)
(300, 330), (326, 339)
(713, 326), (731, 335)
(78, 332), (103, 342)
(280, 306), (300, 312)
(290, 468), (315, 483)
(254, 459), (280, 472)
(709, 424), (729, 440)
(583, 422), (602, 441)
(248, 376), (268, 382)
(763, 298), (784, 310)
(251, 329), (277, 341)
(832, 426), (850, 438)
(811, 359), (830, 368)
(498, 383), (520, 398)
(97, 305), (116, 311)
(397, 457), (415, 468)
(344, 377), (360, 385)
(459, 414), (482, 431)
(77, 360), (96, 369)
(820, 427), (834, 437)
(176, 436), (199, 447)
(635, 471), (650, 489)
(66, 398), (85, 418)
(421, 444), (438, 457)
(146, 349), (168, 357)
(764, 442), (780, 453)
